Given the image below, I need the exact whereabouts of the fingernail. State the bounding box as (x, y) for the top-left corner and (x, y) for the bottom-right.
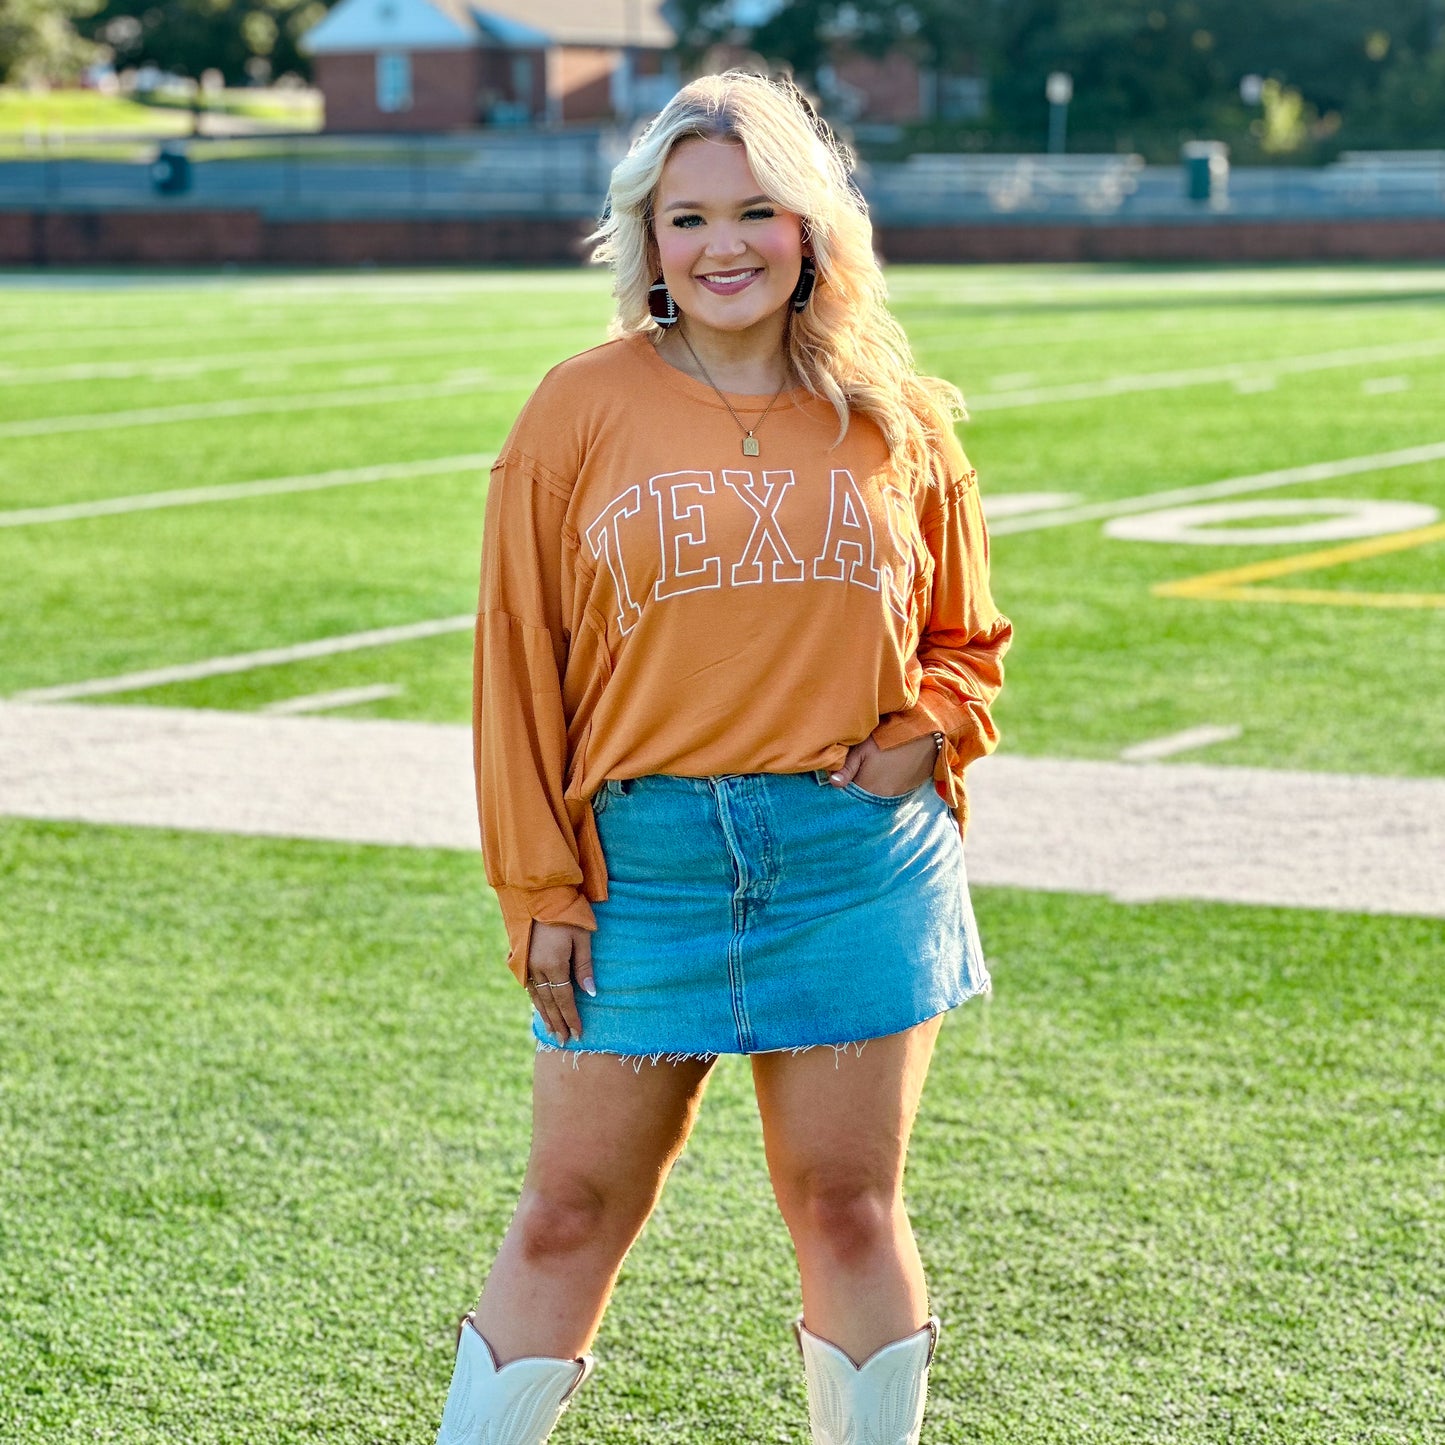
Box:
(581, 978), (596, 997)
(829, 772), (845, 783)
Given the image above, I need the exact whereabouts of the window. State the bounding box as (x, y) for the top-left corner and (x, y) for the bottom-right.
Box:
(376, 51), (413, 113)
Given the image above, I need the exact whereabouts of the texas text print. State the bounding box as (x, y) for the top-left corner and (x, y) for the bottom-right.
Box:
(583, 468), (918, 635)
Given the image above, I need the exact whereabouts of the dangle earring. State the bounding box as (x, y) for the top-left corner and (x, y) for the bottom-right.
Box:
(648, 278), (680, 327)
(791, 256), (817, 312)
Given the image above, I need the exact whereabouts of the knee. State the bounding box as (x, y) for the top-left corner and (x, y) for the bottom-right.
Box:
(779, 1171), (901, 1267)
(513, 1176), (646, 1267)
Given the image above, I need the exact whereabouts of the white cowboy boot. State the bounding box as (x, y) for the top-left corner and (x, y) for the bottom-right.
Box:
(434, 1314), (593, 1445)
(795, 1316), (940, 1445)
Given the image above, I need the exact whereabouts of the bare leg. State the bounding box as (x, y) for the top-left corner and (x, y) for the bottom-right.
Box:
(472, 1049), (714, 1364)
(752, 1016), (943, 1364)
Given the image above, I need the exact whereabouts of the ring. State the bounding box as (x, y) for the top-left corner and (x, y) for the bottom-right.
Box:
(531, 979), (569, 989)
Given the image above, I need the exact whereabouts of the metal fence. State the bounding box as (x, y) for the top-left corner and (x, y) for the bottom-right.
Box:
(2, 131), (1443, 223)
(0, 131), (623, 218)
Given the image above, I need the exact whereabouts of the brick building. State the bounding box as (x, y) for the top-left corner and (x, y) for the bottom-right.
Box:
(302, 0), (678, 132)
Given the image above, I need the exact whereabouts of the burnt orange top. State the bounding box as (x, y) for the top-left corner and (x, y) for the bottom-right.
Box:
(473, 334), (1012, 981)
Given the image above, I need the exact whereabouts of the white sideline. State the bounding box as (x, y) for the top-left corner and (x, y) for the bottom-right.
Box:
(990, 440), (1445, 536)
(0, 376), (499, 441)
(0, 454), (494, 528)
(0, 701), (1440, 920)
(12, 617), (474, 703)
(1121, 725), (1243, 763)
(263, 684), (402, 715)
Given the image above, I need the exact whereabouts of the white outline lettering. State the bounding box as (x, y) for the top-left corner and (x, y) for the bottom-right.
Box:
(878, 483), (915, 622)
(649, 470), (722, 599)
(721, 469), (805, 586)
(584, 485), (644, 634)
(812, 468), (882, 590)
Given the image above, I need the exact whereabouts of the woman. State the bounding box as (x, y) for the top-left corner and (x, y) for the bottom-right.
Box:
(437, 71), (1011, 1445)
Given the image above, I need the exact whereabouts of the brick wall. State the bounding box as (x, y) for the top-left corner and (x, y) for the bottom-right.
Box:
(554, 47), (618, 123)
(318, 49), (481, 133)
(263, 215), (592, 264)
(874, 218), (1445, 264)
(1, 209), (264, 264)
(4, 209), (1443, 266)
(831, 49), (924, 123)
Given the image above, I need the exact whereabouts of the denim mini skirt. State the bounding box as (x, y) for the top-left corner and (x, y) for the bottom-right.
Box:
(532, 769), (990, 1059)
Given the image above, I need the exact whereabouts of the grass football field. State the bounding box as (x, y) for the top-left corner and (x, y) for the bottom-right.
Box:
(1, 264), (1442, 1443)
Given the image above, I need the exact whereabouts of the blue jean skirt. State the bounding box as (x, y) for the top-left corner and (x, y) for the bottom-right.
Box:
(532, 770), (990, 1059)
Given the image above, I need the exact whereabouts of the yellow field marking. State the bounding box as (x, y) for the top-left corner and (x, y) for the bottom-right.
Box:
(1154, 521), (1445, 609)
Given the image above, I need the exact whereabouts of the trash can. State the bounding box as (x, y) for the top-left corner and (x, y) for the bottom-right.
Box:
(1182, 140), (1229, 203)
(151, 143), (192, 196)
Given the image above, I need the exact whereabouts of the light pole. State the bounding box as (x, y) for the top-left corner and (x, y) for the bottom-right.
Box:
(1046, 71), (1073, 155)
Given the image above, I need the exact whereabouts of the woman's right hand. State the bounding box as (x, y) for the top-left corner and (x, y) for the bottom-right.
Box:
(527, 921), (596, 1044)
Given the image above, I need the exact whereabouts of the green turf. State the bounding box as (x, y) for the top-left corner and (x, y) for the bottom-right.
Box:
(2, 265), (1442, 1440)
(0, 84), (321, 137)
(0, 818), (1440, 1443)
(0, 87), (190, 137)
(2, 264), (1443, 774)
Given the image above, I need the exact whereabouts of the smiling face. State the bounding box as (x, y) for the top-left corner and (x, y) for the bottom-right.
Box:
(652, 135), (807, 344)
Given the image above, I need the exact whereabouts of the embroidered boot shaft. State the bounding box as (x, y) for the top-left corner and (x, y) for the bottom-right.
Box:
(434, 1316), (593, 1445)
(795, 1316), (940, 1445)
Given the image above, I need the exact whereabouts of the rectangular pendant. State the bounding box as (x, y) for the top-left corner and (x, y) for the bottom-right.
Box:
(742, 436), (760, 457)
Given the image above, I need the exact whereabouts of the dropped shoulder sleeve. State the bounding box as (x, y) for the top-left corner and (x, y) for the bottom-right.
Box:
(473, 398), (596, 985)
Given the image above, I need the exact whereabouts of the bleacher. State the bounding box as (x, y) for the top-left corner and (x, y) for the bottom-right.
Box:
(871, 153), (1146, 216)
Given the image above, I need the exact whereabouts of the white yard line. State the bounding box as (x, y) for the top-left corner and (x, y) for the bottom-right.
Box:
(0, 376), (499, 441)
(1361, 376), (1410, 395)
(0, 454), (493, 528)
(0, 303), (600, 356)
(263, 684), (403, 715)
(967, 337), (1445, 411)
(6, 329), (1440, 421)
(0, 331), (523, 387)
(981, 491), (1079, 519)
(1121, 725), (1243, 763)
(1, 702), (1439, 918)
(990, 440), (1445, 536)
(12, 617), (474, 703)
(892, 268), (1445, 304)
(0, 318), (461, 356)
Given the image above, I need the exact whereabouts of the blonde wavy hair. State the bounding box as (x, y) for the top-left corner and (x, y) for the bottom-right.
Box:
(588, 71), (964, 494)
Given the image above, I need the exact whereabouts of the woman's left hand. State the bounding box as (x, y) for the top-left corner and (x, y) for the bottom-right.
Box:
(828, 733), (938, 796)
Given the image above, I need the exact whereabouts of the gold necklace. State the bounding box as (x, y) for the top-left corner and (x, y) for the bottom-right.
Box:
(675, 328), (789, 457)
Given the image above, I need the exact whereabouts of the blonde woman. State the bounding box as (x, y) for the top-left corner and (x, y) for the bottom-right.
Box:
(436, 71), (1011, 1445)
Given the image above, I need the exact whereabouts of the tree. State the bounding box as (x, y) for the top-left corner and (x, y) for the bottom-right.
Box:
(1347, 41), (1445, 145)
(671, 0), (1443, 157)
(77, 0), (331, 85)
(670, 0), (987, 87)
(0, 0), (104, 84)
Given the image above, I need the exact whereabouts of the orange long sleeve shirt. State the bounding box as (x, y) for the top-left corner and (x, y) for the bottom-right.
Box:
(474, 334), (1012, 981)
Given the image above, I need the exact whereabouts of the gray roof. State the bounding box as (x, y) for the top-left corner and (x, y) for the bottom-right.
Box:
(305, 0), (675, 57)
(455, 0), (675, 48)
